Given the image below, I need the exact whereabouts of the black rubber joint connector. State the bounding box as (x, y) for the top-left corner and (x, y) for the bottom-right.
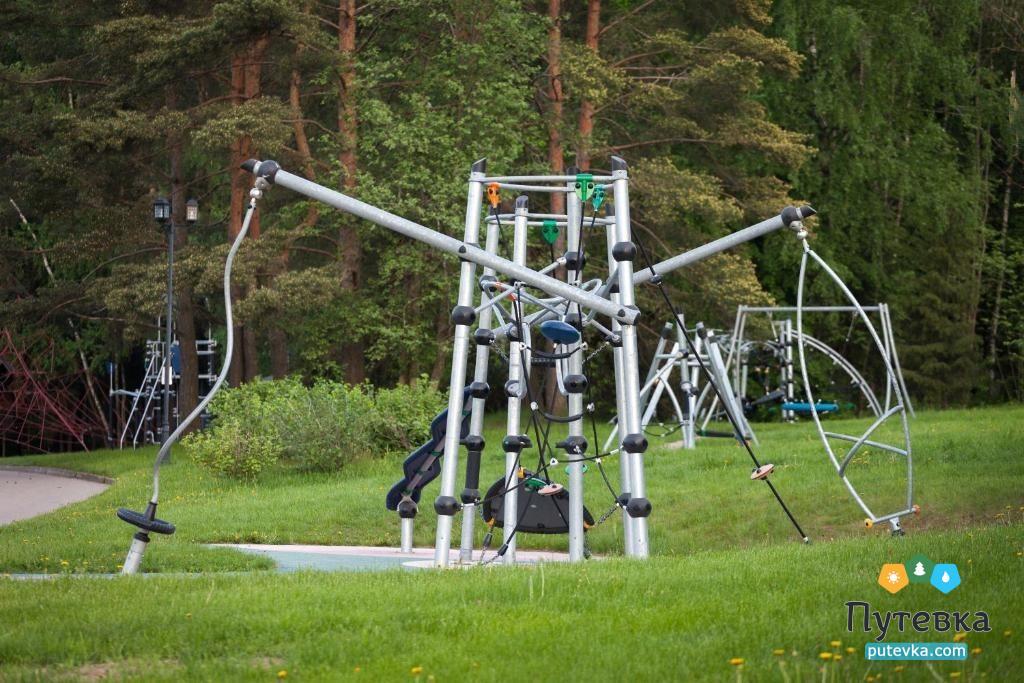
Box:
(563, 374), (589, 394)
(556, 435), (588, 455)
(451, 305), (476, 326)
(468, 381), (490, 399)
(461, 434), (485, 452)
(627, 497), (652, 518)
(612, 241), (636, 262)
(474, 328), (495, 346)
(434, 496), (460, 516)
(622, 433), (648, 454)
(502, 434), (532, 453)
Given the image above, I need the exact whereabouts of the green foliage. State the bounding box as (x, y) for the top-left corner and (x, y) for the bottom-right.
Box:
(1, 0), (1022, 407)
(277, 380), (377, 472)
(183, 377), (442, 479)
(371, 378), (445, 451)
(185, 419), (281, 480)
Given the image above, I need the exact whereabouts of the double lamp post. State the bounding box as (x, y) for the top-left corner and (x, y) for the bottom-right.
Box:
(151, 196), (199, 449)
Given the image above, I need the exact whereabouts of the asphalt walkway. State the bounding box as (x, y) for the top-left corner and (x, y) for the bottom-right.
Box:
(0, 468), (110, 525)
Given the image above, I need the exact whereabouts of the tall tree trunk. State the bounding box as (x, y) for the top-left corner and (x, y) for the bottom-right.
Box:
(546, 0), (565, 190)
(430, 311), (449, 385)
(545, 0), (567, 411)
(987, 67), (1018, 395)
(227, 38), (269, 386)
(576, 0), (601, 171)
(167, 96), (200, 433)
(338, 0), (366, 384)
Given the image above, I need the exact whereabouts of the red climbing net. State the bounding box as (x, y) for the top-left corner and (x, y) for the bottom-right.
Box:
(0, 330), (105, 454)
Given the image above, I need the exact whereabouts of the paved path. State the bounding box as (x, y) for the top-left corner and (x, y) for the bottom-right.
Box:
(216, 543), (584, 571)
(0, 469), (110, 525)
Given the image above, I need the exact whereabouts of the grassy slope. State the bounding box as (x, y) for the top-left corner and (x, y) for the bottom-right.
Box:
(0, 405), (1021, 681)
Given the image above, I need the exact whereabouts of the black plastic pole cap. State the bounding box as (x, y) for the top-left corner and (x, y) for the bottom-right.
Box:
(240, 159), (259, 174)
(782, 204), (817, 227)
(471, 158), (487, 173)
(610, 155), (628, 172)
(397, 498), (418, 519)
(626, 496), (652, 518)
(515, 195), (529, 209)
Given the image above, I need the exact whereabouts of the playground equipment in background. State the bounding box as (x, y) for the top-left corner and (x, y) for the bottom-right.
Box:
(794, 234), (916, 535)
(0, 329), (106, 455)
(115, 153), (912, 573)
(724, 304), (914, 422)
(109, 328), (218, 449)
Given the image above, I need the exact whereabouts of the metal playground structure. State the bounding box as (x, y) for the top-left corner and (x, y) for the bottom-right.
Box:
(115, 154), (915, 573)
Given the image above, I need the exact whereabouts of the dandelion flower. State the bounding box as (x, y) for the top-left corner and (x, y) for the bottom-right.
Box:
(773, 649), (785, 656)
(846, 647), (855, 654)
(830, 640), (841, 648)
(819, 652), (833, 660)
(950, 673), (961, 679)
(411, 666), (423, 676)
(954, 633), (968, 642)
(1004, 629), (1013, 637)
(834, 654), (843, 661)
(729, 658), (745, 666)
(354, 667), (361, 673)
(894, 666), (905, 672)
(60, 560), (69, 566)
(971, 647), (982, 655)
(277, 671), (287, 679)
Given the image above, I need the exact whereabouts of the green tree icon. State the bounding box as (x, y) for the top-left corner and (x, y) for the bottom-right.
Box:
(906, 554), (935, 584)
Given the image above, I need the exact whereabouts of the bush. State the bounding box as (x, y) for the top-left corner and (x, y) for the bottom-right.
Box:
(183, 379), (286, 479)
(372, 378), (445, 451)
(185, 376), (440, 479)
(277, 380), (376, 472)
(185, 419), (281, 480)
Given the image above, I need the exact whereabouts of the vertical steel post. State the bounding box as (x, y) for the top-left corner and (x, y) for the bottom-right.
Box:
(783, 319), (795, 421)
(433, 159), (486, 568)
(458, 218), (501, 563)
(501, 195), (531, 564)
(564, 170), (586, 561)
(162, 222), (175, 461)
(605, 213), (634, 553)
(609, 157), (650, 558)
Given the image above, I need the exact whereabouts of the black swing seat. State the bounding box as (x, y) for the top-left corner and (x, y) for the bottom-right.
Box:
(480, 475), (595, 534)
(116, 507), (176, 535)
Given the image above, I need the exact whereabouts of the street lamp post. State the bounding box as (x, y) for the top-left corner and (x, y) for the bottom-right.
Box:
(151, 196), (198, 455)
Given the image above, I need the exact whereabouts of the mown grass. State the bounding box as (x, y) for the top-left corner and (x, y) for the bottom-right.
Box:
(0, 405), (1021, 681)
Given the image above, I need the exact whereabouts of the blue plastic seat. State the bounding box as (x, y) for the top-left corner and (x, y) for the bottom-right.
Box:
(539, 320), (580, 344)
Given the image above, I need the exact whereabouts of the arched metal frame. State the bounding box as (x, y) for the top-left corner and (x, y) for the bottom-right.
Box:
(796, 238), (915, 533)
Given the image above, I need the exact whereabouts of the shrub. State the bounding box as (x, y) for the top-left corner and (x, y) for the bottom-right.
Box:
(277, 380), (377, 472)
(185, 419), (281, 480)
(372, 378), (446, 451)
(184, 376), (447, 480)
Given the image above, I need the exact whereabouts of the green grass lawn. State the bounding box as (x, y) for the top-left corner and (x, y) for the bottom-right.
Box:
(1, 405), (1022, 681)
